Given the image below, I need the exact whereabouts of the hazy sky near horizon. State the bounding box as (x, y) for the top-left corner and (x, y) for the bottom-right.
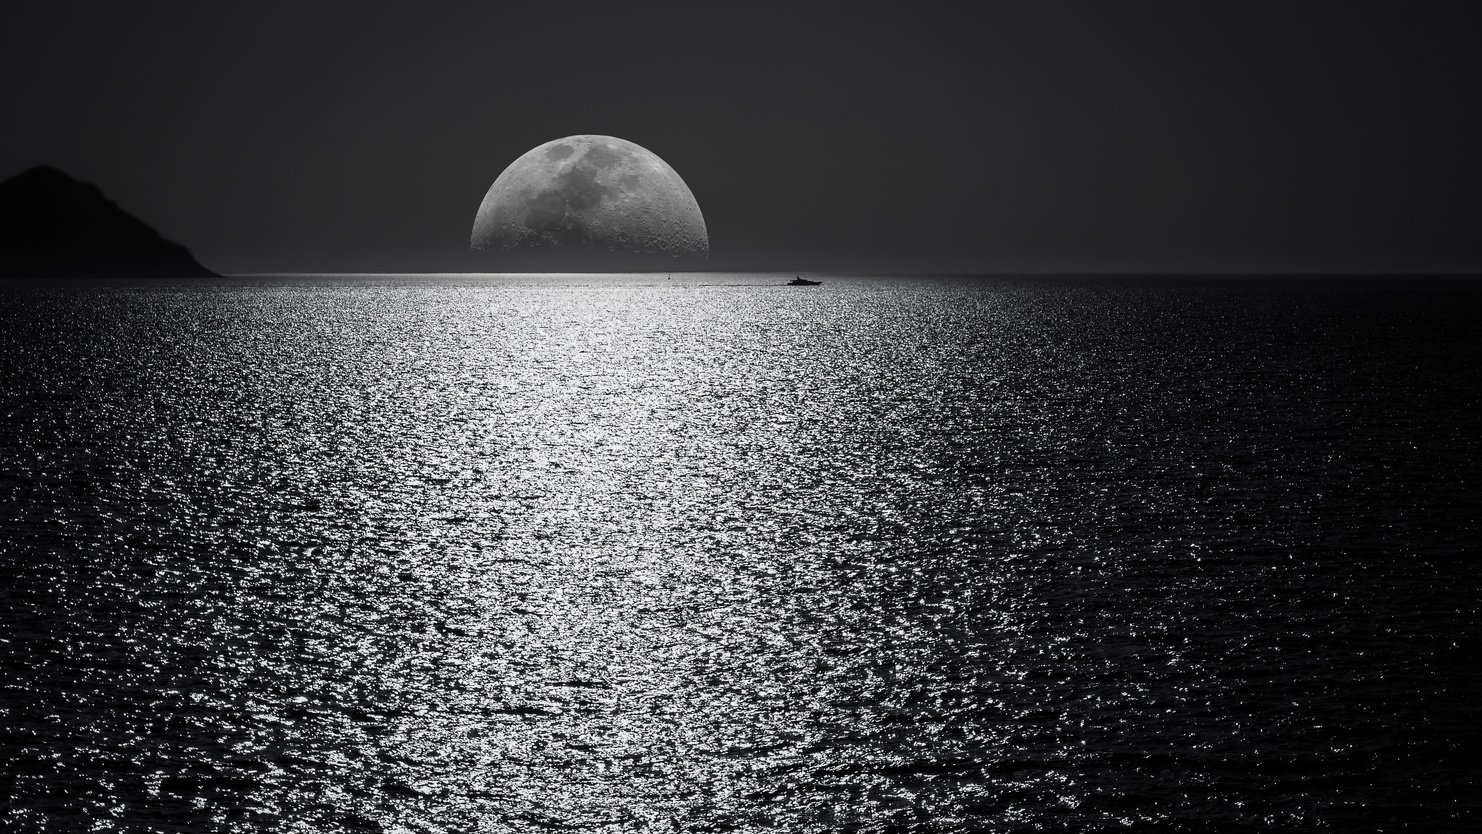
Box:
(2, 1), (1478, 274)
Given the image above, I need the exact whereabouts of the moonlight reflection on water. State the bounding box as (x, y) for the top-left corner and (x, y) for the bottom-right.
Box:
(1, 275), (1478, 831)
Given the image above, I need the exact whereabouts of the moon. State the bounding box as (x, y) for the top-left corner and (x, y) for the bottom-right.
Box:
(470, 135), (708, 265)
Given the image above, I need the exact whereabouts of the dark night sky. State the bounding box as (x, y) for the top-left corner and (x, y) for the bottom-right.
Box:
(2, 1), (1478, 274)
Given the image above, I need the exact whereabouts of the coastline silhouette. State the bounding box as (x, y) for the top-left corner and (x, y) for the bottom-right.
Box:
(0, 166), (217, 279)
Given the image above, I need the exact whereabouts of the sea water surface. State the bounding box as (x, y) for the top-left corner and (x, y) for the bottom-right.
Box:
(1, 274), (1479, 832)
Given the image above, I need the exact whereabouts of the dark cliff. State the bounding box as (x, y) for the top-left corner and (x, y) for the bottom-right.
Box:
(0, 166), (217, 278)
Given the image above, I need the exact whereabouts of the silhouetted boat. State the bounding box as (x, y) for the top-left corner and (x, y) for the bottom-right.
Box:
(787, 276), (821, 286)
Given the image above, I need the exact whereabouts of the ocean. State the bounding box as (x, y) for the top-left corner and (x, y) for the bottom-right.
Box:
(2, 274), (1479, 831)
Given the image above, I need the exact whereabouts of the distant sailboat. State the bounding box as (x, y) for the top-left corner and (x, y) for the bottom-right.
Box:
(787, 275), (821, 286)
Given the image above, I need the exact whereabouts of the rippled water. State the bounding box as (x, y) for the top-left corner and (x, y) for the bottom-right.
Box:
(2, 274), (1479, 831)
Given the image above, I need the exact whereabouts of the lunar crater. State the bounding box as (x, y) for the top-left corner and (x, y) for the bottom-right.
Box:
(471, 135), (708, 265)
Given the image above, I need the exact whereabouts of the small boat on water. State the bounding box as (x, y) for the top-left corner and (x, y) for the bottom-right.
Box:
(787, 276), (821, 286)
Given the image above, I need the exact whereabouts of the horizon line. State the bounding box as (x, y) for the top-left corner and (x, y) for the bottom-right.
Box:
(217, 269), (1482, 278)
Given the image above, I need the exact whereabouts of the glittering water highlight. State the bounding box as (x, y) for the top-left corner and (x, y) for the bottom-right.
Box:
(2, 275), (1479, 831)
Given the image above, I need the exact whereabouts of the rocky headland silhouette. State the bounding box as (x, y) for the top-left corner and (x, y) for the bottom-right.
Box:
(0, 166), (217, 278)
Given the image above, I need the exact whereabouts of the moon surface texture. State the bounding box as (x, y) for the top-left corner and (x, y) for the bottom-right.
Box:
(470, 135), (708, 265)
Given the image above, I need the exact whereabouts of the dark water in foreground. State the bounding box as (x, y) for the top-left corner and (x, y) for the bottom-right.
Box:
(2, 274), (1479, 832)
